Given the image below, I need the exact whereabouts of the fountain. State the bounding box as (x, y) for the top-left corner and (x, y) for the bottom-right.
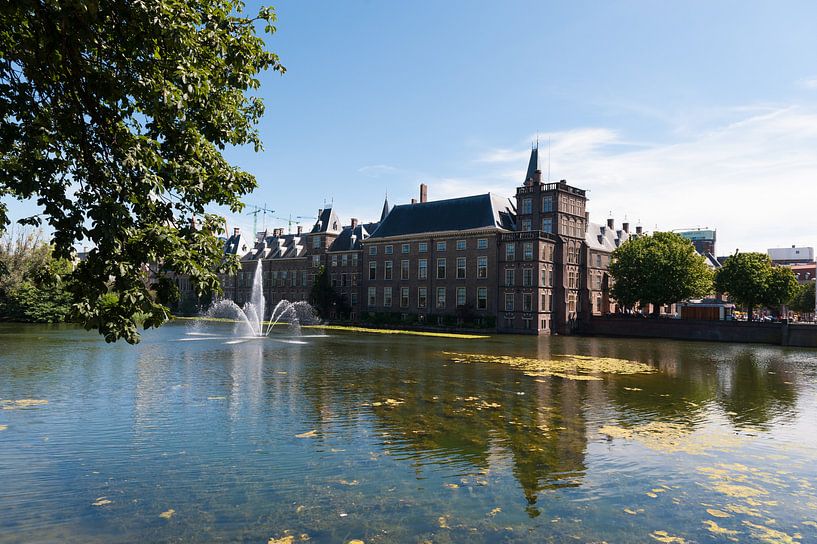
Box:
(202, 260), (319, 338)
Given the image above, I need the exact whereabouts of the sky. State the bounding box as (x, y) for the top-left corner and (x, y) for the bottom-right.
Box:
(5, 0), (817, 255)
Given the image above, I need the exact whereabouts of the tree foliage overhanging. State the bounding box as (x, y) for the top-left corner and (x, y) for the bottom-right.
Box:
(608, 231), (714, 314)
(714, 252), (799, 320)
(1, 0), (284, 343)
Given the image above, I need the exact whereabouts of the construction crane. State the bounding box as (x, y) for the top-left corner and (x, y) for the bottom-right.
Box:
(246, 204), (274, 236)
(271, 213), (315, 234)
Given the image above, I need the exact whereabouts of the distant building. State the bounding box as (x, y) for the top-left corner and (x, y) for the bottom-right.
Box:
(790, 263), (816, 283)
(217, 145), (648, 335)
(768, 246), (814, 265)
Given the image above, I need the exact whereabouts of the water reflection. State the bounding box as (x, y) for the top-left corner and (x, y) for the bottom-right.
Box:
(1, 323), (816, 543)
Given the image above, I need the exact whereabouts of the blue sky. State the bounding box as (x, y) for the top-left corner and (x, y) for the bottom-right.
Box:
(6, 1), (817, 254)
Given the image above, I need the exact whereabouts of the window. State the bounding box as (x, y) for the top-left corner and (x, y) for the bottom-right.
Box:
(523, 242), (534, 260)
(341, 273), (347, 287)
(312, 255), (320, 267)
(385, 245), (393, 255)
(369, 245), (377, 256)
(291, 272), (298, 286)
(351, 292), (358, 305)
(331, 273), (337, 287)
(401, 260), (410, 280)
(456, 239), (466, 250)
(402, 243), (410, 254)
(505, 293), (514, 311)
(368, 287), (376, 306)
(383, 287), (392, 307)
(352, 254), (358, 267)
(400, 287), (409, 308)
(595, 254), (602, 268)
(369, 261), (377, 280)
(505, 268), (514, 286)
(477, 287), (488, 309)
(437, 258), (446, 279)
(418, 258), (428, 279)
(523, 268), (533, 287)
(384, 260), (393, 280)
(541, 291), (550, 311)
(505, 244), (515, 260)
(313, 236), (321, 249)
(477, 238), (488, 250)
(456, 257), (466, 279)
(436, 241), (446, 252)
(521, 197), (532, 214)
(302, 271), (308, 287)
(418, 287), (427, 308)
(542, 195), (553, 212)
(521, 219), (532, 232)
(341, 254), (348, 266)
(523, 293), (532, 312)
(331, 255), (338, 267)
(280, 271), (287, 286)
(477, 256), (488, 278)
(352, 273), (358, 286)
(456, 287), (466, 307)
(419, 242), (428, 252)
(542, 218), (553, 233)
(436, 287), (446, 309)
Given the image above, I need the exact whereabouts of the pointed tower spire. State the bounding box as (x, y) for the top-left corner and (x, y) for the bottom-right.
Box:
(380, 195), (390, 221)
(525, 141), (541, 184)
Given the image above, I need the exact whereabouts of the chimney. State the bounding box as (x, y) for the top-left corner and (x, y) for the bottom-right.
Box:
(607, 218), (614, 230)
(350, 218), (358, 229)
(411, 198), (416, 204)
(533, 169), (542, 183)
(622, 221), (630, 233)
(233, 227), (240, 236)
(420, 183), (428, 203)
(296, 225), (303, 235)
(636, 225), (643, 235)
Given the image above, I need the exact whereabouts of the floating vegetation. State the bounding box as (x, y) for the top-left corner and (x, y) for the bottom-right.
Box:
(599, 421), (744, 455)
(437, 515), (450, 528)
(0, 424), (7, 431)
(649, 530), (687, 543)
(703, 520), (739, 537)
(1, 399), (48, 410)
(303, 325), (489, 339)
(91, 497), (112, 507)
(487, 507), (501, 516)
(742, 520), (802, 544)
(295, 430), (317, 439)
(268, 536), (295, 544)
(443, 352), (654, 380)
(623, 508), (644, 515)
(159, 509), (175, 519)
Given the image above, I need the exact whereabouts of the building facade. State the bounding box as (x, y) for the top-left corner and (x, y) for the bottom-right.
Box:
(219, 147), (635, 334)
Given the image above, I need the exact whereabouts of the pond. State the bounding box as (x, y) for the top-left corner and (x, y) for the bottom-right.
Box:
(1, 321), (817, 543)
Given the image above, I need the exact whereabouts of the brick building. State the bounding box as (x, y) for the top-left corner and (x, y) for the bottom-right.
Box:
(219, 146), (636, 334)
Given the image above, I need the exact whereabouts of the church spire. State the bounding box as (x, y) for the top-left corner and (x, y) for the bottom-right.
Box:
(380, 195), (390, 221)
(525, 141), (541, 184)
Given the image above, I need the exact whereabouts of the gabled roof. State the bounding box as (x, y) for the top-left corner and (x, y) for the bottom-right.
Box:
(585, 222), (636, 253)
(329, 222), (379, 252)
(369, 193), (516, 239)
(310, 207), (342, 234)
(224, 232), (250, 256)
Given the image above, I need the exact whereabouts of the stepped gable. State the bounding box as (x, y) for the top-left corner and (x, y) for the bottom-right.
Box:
(369, 193), (516, 239)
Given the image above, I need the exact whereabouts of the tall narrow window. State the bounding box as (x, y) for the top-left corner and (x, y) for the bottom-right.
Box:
(505, 268), (514, 286)
(505, 244), (515, 260)
(401, 260), (410, 280)
(477, 256), (488, 278)
(477, 287), (488, 309)
(369, 261), (377, 280)
(505, 293), (514, 311)
(456, 257), (466, 279)
(542, 217), (552, 233)
(418, 258), (428, 279)
(368, 287), (376, 306)
(523, 268), (533, 287)
(437, 258), (446, 279)
(521, 198), (532, 214)
(436, 287), (446, 309)
(456, 287), (466, 307)
(418, 287), (427, 308)
(523, 242), (533, 260)
(523, 293), (532, 312)
(400, 287), (409, 308)
(384, 260), (393, 280)
(383, 287), (392, 307)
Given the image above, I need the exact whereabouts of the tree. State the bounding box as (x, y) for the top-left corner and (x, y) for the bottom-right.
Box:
(0, 227), (73, 322)
(789, 281), (816, 315)
(608, 231), (714, 316)
(714, 252), (798, 321)
(1, 1), (284, 342)
(308, 266), (349, 319)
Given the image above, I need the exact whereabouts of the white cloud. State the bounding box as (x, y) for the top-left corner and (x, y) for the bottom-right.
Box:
(425, 107), (817, 255)
(799, 77), (817, 90)
(358, 164), (397, 177)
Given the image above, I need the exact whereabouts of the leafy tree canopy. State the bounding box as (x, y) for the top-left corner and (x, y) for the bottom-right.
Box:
(608, 231), (713, 314)
(714, 252), (799, 320)
(788, 280), (816, 315)
(1, 0), (284, 342)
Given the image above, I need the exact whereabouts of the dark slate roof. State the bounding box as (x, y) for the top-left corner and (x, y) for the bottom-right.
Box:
(525, 146), (541, 182)
(224, 232), (250, 255)
(380, 197), (391, 221)
(329, 221), (380, 252)
(310, 207), (342, 234)
(369, 193), (516, 239)
(239, 230), (306, 261)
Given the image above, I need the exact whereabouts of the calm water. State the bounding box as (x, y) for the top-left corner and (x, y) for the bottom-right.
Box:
(2, 322), (817, 543)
